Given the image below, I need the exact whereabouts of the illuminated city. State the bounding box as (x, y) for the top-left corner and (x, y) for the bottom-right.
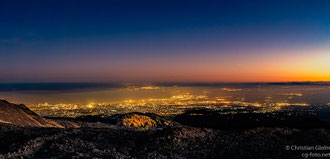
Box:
(19, 84), (328, 117)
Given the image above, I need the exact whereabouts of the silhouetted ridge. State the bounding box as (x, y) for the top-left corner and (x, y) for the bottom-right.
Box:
(0, 100), (60, 127)
(174, 109), (330, 129)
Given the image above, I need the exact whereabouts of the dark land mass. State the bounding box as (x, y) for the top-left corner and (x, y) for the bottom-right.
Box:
(1, 82), (329, 92)
(1, 100), (330, 159)
(174, 108), (330, 129)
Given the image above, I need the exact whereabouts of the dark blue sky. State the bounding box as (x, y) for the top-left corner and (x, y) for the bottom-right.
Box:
(1, 0), (330, 82)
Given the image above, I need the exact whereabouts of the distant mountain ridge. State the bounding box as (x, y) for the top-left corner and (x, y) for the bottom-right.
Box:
(1, 82), (329, 92)
(0, 100), (61, 127)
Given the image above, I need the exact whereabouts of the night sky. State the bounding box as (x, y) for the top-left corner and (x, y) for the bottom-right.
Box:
(1, 0), (330, 82)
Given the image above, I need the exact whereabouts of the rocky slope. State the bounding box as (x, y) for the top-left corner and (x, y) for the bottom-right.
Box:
(0, 100), (61, 127)
(1, 100), (330, 158)
(0, 100), (178, 129)
(0, 124), (329, 159)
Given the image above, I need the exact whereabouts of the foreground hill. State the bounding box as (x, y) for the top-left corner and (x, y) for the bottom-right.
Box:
(0, 124), (329, 159)
(0, 100), (60, 127)
(1, 100), (330, 158)
(0, 100), (179, 130)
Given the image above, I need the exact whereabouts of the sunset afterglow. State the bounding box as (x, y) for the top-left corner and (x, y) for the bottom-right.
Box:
(1, 1), (329, 83)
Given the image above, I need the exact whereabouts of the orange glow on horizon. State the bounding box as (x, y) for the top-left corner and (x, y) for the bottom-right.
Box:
(9, 46), (328, 83)
(100, 47), (330, 83)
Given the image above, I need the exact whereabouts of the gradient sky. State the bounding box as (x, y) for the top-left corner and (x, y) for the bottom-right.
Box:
(0, 0), (330, 82)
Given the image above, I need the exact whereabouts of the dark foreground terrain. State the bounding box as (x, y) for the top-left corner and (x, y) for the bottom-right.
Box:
(1, 124), (330, 159)
(1, 100), (330, 159)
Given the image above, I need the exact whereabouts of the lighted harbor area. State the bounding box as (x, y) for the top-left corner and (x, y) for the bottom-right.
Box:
(27, 93), (312, 117)
(28, 96), (317, 118)
(1, 83), (328, 117)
